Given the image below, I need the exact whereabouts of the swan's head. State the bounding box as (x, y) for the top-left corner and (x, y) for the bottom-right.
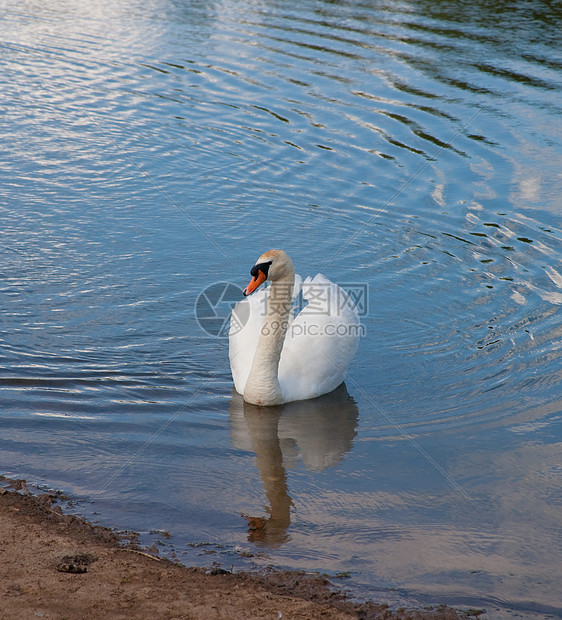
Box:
(243, 249), (294, 296)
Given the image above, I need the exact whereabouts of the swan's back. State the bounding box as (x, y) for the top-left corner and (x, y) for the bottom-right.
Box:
(229, 274), (359, 402)
(278, 274), (359, 402)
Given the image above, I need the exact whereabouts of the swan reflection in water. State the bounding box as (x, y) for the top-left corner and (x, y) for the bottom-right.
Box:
(229, 384), (359, 547)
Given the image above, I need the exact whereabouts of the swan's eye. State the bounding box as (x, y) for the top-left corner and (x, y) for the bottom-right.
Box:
(250, 261), (272, 279)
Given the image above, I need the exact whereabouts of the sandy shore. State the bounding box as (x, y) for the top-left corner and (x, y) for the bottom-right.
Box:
(0, 478), (479, 619)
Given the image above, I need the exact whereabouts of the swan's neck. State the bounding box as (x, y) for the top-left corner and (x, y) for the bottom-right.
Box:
(243, 275), (294, 406)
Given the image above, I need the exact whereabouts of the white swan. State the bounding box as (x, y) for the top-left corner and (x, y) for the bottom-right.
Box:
(229, 250), (360, 406)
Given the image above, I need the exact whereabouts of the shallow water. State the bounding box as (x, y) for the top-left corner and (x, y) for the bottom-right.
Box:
(1, 0), (561, 617)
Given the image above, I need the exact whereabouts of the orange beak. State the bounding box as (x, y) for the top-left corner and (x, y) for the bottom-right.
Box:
(243, 269), (267, 296)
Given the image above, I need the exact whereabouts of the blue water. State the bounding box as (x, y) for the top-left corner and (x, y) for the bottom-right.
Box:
(1, 1), (561, 617)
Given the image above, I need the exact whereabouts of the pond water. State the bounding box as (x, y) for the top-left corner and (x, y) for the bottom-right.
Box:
(1, 0), (561, 617)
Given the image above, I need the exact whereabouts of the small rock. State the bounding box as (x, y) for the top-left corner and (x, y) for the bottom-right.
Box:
(206, 564), (230, 576)
(55, 553), (97, 574)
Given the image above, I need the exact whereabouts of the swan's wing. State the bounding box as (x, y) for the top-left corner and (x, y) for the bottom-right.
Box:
(278, 274), (360, 402)
(229, 274), (303, 395)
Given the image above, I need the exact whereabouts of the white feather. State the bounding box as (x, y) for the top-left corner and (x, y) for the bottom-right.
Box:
(229, 272), (359, 403)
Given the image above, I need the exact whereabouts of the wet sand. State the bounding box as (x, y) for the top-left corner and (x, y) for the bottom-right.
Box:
(0, 479), (478, 619)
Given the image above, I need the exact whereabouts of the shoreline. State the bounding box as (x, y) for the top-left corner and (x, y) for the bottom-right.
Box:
(0, 477), (479, 619)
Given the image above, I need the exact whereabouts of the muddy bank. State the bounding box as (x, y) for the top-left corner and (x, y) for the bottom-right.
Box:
(0, 480), (481, 619)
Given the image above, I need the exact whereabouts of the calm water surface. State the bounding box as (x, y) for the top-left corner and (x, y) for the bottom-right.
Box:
(1, 1), (561, 617)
